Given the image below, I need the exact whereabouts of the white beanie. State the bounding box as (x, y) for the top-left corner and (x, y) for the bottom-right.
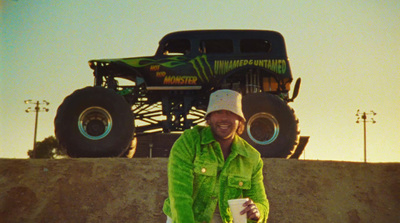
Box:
(205, 89), (245, 121)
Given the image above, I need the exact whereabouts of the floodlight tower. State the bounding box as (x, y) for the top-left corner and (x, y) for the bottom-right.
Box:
(356, 109), (377, 163)
(24, 100), (50, 151)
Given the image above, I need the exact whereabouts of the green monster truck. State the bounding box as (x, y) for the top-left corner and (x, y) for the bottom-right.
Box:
(55, 30), (307, 158)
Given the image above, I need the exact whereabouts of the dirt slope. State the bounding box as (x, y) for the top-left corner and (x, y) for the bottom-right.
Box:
(0, 158), (399, 223)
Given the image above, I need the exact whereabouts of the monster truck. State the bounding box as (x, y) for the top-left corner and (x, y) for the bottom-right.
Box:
(55, 30), (305, 158)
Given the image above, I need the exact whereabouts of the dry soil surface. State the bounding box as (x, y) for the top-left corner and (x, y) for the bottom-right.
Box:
(0, 158), (399, 223)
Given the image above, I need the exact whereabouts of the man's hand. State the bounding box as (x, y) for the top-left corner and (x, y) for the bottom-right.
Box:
(240, 198), (260, 221)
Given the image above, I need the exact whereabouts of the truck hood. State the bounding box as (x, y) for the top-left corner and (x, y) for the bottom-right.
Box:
(88, 56), (190, 70)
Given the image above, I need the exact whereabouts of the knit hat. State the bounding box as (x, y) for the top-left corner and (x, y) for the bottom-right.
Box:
(205, 89), (245, 121)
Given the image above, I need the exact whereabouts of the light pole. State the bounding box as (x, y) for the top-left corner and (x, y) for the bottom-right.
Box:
(25, 100), (50, 153)
(356, 109), (376, 163)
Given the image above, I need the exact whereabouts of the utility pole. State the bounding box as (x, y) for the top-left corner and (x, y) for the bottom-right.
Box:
(356, 110), (376, 163)
(25, 100), (50, 154)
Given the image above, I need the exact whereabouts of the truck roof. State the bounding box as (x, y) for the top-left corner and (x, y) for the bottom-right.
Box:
(159, 30), (288, 57)
(160, 29), (284, 41)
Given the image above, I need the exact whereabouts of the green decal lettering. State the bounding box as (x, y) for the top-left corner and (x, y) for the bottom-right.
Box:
(223, 61), (230, 73)
(281, 60), (286, 74)
(270, 60), (277, 72)
(277, 60), (282, 74)
(233, 60), (238, 69)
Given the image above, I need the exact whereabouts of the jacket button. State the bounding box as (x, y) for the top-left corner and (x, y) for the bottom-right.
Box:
(239, 181), (243, 187)
(201, 168), (206, 173)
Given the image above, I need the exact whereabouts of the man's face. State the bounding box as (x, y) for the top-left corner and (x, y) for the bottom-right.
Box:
(206, 110), (240, 142)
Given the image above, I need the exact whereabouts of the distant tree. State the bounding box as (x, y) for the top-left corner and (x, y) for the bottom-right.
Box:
(28, 136), (67, 159)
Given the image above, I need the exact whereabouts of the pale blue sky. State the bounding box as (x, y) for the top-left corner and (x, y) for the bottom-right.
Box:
(1, 0), (399, 162)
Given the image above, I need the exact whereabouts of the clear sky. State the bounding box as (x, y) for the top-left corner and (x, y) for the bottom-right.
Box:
(1, 0), (399, 162)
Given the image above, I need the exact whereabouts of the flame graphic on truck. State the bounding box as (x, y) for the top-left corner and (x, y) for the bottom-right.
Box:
(122, 55), (213, 83)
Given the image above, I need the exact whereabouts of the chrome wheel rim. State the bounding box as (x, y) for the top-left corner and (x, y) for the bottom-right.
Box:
(78, 107), (112, 140)
(246, 112), (279, 145)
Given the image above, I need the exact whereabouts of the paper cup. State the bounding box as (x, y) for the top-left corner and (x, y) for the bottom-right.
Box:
(228, 198), (248, 223)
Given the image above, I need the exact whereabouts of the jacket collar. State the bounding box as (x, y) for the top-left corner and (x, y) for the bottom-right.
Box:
(200, 126), (250, 158)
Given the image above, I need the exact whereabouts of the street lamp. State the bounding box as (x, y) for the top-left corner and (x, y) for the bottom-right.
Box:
(25, 100), (50, 153)
(356, 109), (376, 163)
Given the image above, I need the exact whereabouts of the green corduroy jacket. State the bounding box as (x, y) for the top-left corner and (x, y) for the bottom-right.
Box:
(163, 125), (269, 223)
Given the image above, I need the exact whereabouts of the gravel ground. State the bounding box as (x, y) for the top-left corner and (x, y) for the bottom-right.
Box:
(0, 158), (399, 223)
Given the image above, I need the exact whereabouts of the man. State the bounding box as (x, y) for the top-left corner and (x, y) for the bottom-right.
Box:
(163, 89), (269, 223)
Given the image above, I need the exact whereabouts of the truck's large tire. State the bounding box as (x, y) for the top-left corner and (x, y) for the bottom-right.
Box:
(241, 93), (300, 158)
(54, 87), (134, 157)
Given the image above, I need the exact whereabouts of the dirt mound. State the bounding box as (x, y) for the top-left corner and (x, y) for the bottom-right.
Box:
(0, 158), (399, 223)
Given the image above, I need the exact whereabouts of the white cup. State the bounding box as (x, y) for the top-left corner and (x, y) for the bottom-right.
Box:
(228, 198), (248, 223)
